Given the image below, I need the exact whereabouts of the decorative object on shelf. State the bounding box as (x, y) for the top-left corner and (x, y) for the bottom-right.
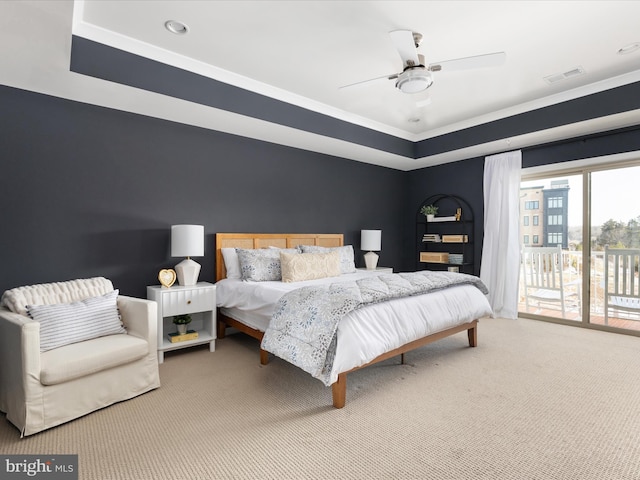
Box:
(171, 224), (204, 286)
(449, 254), (464, 264)
(361, 229), (382, 270)
(168, 330), (199, 343)
(420, 204), (438, 222)
(442, 235), (468, 243)
(420, 252), (449, 263)
(173, 314), (192, 335)
(158, 268), (176, 288)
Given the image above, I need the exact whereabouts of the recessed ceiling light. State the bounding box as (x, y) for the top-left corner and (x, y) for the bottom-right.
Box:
(408, 117), (421, 123)
(165, 20), (189, 35)
(618, 42), (640, 55)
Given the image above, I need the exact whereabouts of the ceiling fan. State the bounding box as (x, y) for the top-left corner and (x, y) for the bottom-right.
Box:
(341, 30), (506, 94)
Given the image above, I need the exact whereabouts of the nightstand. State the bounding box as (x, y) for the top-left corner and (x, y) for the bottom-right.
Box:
(147, 282), (216, 363)
(357, 267), (393, 273)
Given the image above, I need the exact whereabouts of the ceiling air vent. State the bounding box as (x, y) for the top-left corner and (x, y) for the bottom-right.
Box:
(544, 66), (585, 84)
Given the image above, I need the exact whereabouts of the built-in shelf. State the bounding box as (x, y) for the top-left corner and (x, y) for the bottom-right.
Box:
(416, 194), (475, 275)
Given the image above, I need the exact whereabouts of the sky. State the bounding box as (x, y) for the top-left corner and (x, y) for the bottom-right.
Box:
(522, 165), (640, 227)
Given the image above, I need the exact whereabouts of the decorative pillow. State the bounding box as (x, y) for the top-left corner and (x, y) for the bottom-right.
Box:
(221, 248), (242, 279)
(27, 290), (126, 352)
(280, 251), (341, 283)
(299, 245), (356, 274)
(236, 248), (276, 281)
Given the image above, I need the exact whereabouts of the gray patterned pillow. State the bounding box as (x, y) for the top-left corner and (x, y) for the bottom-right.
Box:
(299, 245), (356, 274)
(27, 290), (126, 352)
(236, 248), (299, 281)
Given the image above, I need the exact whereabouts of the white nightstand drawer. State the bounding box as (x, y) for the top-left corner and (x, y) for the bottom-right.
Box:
(162, 287), (215, 317)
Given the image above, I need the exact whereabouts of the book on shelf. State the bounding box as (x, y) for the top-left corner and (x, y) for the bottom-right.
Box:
(422, 234), (441, 243)
(168, 330), (199, 343)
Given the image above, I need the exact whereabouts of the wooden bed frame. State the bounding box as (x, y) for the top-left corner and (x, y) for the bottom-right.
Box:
(215, 232), (478, 408)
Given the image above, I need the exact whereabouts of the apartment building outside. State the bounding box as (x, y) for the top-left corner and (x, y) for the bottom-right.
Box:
(520, 179), (569, 248)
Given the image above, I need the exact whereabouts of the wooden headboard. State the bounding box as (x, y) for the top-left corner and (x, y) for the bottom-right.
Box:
(215, 233), (344, 281)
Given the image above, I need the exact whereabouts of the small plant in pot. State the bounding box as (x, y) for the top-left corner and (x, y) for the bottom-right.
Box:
(173, 314), (192, 335)
(420, 204), (439, 221)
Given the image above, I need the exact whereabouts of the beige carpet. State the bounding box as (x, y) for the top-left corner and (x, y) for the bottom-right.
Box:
(2, 317), (640, 480)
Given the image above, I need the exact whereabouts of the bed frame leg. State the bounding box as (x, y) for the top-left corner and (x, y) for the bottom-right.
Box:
(400, 353), (405, 364)
(259, 349), (269, 365)
(217, 320), (226, 339)
(332, 373), (347, 409)
(468, 324), (477, 347)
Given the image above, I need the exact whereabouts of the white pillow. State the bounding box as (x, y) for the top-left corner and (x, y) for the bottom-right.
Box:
(221, 248), (241, 279)
(299, 245), (356, 274)
(280, 251), (341, 283)
(27, 290), (126, 352)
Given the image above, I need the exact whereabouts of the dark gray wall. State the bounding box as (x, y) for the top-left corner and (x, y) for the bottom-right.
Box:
(3, 85), (640, 298)
(0, 86), (406, 298)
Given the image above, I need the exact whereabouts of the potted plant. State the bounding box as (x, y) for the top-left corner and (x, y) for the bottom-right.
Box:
(420, 204), (438, 221)
(173, 314), (192, 335)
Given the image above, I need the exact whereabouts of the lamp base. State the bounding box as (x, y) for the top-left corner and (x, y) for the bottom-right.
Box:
(364, 251), (379, 270)
(175, 258), (201, 286)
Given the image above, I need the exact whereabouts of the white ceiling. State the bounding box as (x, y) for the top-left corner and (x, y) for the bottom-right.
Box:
(3, 1), (640, 170)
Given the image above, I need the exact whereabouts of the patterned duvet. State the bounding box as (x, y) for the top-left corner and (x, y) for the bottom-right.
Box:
(261, 271), (489, 386)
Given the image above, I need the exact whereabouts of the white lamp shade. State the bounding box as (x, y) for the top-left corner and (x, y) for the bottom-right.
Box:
(171, 225), (204, 257)
(361, 230), (382, 252)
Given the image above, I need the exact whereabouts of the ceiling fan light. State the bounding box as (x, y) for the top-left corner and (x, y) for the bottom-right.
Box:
(396, 70), (433, 94)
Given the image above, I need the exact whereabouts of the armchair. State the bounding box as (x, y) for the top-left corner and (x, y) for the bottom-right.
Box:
(0, 277), (160, 437)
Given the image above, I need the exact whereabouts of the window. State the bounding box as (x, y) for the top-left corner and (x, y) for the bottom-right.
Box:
(548, 215), (563, 225)
(547, 233), (563, 245)
(525, 201), (539, 210)
(533, 215), (539, 226)
(533, 235), (539, 244)
(548, 197), (563, 208)
(524, 235), (529, 244)
(523, 216), (529, 226)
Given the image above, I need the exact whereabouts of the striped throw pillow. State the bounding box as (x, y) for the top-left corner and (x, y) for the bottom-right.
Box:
(27, 290), (126, 352)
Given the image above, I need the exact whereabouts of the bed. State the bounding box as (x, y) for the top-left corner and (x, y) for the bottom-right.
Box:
(215, 233), (492, 408)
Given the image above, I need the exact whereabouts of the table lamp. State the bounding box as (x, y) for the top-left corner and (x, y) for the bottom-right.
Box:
(171, 225), (204, 286)
(361, 229), (382, 270)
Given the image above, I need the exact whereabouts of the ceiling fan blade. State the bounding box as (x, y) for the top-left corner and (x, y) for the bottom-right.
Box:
(429, 52), (506, 72)
(389, 30), (420, 67)
(339, 72), (399, 90)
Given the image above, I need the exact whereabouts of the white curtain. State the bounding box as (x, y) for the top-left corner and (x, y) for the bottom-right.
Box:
(480, 150), (522, 319)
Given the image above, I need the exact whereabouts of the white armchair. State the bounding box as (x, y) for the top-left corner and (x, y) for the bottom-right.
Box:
(0, 277), (160, 437)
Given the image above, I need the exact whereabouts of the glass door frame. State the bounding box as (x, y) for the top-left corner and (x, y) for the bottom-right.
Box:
(520, 154), (640, 338)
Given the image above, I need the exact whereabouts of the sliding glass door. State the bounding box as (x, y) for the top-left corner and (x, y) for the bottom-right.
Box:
(589, 166), (640, 332)
(519, 162), (640, 333)
(519, 175), (583, 322)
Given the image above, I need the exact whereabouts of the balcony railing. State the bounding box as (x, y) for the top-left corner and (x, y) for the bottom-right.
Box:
(518, 248), (640, 331)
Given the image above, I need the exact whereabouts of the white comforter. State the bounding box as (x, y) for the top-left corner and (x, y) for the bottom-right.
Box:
(216, 271), (493, 384)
